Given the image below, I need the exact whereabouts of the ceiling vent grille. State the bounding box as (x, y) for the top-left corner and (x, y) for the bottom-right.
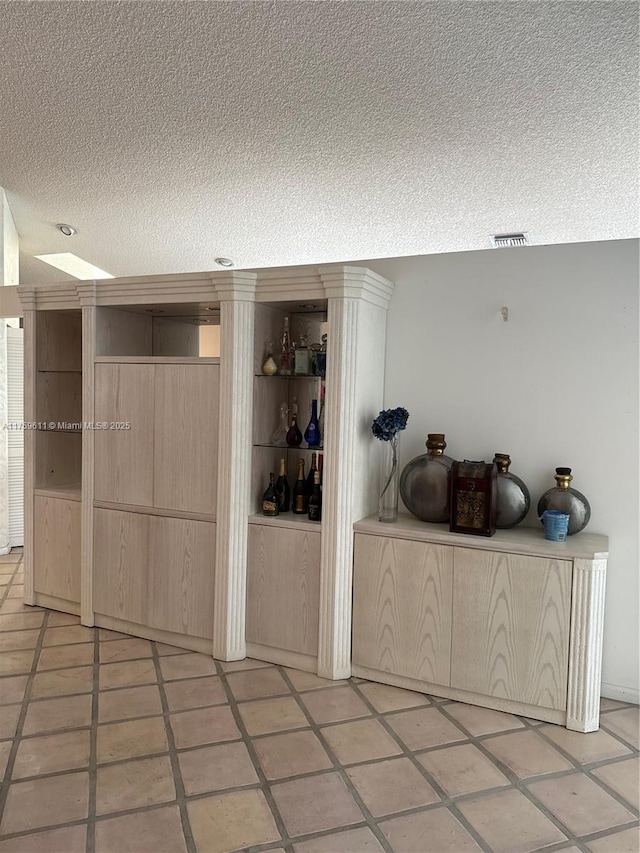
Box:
(490, 233), (530, 248)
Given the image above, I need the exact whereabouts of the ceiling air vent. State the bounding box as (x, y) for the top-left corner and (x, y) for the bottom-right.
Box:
(490, 233), (530, 248)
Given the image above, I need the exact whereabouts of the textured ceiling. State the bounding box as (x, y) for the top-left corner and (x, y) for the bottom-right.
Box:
(0, 1), (637, 284)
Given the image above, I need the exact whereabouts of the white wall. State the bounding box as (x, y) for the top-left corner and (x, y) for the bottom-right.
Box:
(1, 189), (19, 287)
(367, 239), (639, 702)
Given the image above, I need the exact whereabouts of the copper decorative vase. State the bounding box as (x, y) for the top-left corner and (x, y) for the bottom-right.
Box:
(537, 467), (591, 535)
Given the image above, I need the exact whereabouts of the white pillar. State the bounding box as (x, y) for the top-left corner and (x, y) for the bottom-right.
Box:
(212, 273), (257, 661)
(0, 189), (19, 554)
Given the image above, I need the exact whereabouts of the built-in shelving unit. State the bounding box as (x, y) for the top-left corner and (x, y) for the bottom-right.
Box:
(20, 265), (395, 681)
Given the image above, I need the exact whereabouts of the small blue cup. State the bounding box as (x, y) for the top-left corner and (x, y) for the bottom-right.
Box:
(541, 510), (570, 542)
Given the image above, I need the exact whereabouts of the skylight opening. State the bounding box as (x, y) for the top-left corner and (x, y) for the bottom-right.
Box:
(35, 253), (114, 280)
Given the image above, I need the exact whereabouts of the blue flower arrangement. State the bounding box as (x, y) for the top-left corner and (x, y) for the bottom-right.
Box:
(371, 407), (409, 442)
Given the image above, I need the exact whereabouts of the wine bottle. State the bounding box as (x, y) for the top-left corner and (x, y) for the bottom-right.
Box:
(306, 452), (317, 495)
(308, 471), (322, 521)
(262, 473), (279, 517)
(275, 458), (290, 513)
(304, 399), (321, 447)
(317, 451), (324, 486)
(292, 458), (307, 514)
(286, 414), (303, 447)
(280, 317), (292, 376)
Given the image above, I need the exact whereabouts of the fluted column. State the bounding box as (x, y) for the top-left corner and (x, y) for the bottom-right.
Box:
(567, 558), (607, 732)
(317, 295), (361, 679)
(20, 293), (36, 604)
(213, 274), (256, 661)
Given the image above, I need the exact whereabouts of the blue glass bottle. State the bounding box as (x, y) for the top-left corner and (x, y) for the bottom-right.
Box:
(304, 399), (321, 448)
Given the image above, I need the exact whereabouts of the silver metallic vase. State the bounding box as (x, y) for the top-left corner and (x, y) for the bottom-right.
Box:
(493, 453), (530, 529)
(400, 433), (453, 523)
(537, 467), (591, 535)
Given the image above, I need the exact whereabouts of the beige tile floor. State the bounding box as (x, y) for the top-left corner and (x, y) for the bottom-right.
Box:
(0, 549), (638, 853)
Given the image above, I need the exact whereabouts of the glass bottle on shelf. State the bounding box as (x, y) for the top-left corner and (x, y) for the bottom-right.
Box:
(537, 467), (591, 535)
(317, 380), (325, 449)
(269, 402), (290, 446)
(493, 453), (530, 528)
(280, 317), (292, 376)
(286, 413), (303, 447)
(275, 458), (290, 513)
(317, 451), (324, 485)
(292, 458), (308, 514)
(304, 399), (321, 447)
(306, 452), (318, 494)
(308, 471), (322, 521)
(294, 336), (310, 375)
(400, 433), (454, 523)
(315, 333), (327, 377)
(262, 340), (278, 376)
(262, 473), (279, 517)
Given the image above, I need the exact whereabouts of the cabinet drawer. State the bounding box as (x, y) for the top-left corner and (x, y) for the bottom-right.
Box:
(352, 534), (453, 686)
(34, 496), (81, 603)
(451, 547), (572, 710)
(246, 524), (320, 656)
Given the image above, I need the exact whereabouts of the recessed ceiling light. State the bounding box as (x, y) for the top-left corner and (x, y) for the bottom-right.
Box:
(214, 257), (234, 267)
(299, 304), (318, 309)
(35, 253), (113, 280)
(56, 224), (77, 236)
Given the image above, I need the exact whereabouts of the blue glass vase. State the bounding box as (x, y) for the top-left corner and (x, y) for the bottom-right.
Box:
(304, 399), (321, 448)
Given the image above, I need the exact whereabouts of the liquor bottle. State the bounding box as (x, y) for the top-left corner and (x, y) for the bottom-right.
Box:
(400, 433), (454, 523)
(280, 317), (292, 376)
(308, 471), (322, 521)
(493, 453), (530, 528)
(306, 452), (317, 494)
(294, 336), (310, 375)
(285, 414), (303, 447)
(304, 399), (321, 447)
(275, 458), (290, 512)
(537, 467), (591, 535)
(292, 458), (308, 514)
(262, 473), (279, 517)
(318, 379), (325, 449)
(317, 451), (324, 485)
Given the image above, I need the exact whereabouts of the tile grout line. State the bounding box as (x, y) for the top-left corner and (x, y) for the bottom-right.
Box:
(214, 659), (296, 853)
(347, 680), (494, 853)
(275, 667), (395, 853)
(0, 602), (50, 834)
(150, 640), (198, 853)
(85, 622), (101, 853)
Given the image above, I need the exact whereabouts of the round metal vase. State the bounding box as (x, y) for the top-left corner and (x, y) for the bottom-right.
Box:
(493, 453), (530, 529)
(537, 467), (591, 535)
(400, 433), (453, 523)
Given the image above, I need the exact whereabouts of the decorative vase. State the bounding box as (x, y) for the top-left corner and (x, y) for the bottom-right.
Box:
(537, 467), (591, 535)
(379, 433), (400, 523)
(400, 433), (453, 523)
(493, 453), (530, 528)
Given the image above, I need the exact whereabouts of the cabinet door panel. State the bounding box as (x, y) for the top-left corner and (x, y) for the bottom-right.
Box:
(352, 534), (453, 686)
(34, 497), (80, 603)
(246, 525), (320, 656)
(94, 364), (154, 506)
(451, 548), (572, 710)
(153, 365), (219, 515)
(93, 509), (149, 625)
(148, 517), (215, 639)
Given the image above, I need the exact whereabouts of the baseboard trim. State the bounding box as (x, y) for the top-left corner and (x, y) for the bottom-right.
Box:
(600, 682), (639, 704)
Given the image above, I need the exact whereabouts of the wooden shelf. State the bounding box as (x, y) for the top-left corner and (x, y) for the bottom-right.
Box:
(248, 512), (322, 532)
(95, 356), (220, 365)
(34, 484), (82, 502)
(354, 513), (609, 561)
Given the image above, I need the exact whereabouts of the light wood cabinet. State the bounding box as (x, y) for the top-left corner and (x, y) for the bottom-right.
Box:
(451, 547), (571, 711)
(94, 508), (215, 641)
(153, 364), (218, 515)
(352, 515), (608, 731)
(246, 521), (321, 665)
(94, 364), (155, 506)
(95, 362), (218, 515)
(33, 496), (81, 610)
(352, 534), (452, 685)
